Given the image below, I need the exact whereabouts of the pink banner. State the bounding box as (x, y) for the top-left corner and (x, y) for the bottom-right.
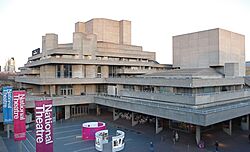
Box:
(13, 91), (26, 141)
(35, 100), (53, 152)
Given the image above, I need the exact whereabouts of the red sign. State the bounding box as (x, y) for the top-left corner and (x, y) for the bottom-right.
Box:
(35, 100), (53, 152)
(13, 91), (26, 141)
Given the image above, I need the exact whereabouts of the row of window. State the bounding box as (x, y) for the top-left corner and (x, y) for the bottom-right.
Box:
(96, 56), (149, 62)
(55, 84), (243, 96)
(55, 64), (162, 78)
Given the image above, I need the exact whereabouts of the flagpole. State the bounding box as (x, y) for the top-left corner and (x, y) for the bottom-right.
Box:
(18, 141), (23, 152)
(7, 124), (10, 139)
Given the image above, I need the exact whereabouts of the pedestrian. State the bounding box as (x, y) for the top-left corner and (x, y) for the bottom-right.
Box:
(172, 131), (176, 144)
(149, 141), (154, 152)
(248, 133), (250, 143)
(215, 141), (219, 152)
(175, 131), (179, 142)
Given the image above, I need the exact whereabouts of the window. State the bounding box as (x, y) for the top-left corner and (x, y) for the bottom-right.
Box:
(60, 85), (73, 95)
(109, 66), (118, 77)
(124, 85), (134, 91)
(96, 85), (107, 93)
(97, 66), (101, 73)
(56, 65), (61, 78)
(97, 66), (101, 78)
(203, 87), (215, 93)
(64, 65), (72, 78)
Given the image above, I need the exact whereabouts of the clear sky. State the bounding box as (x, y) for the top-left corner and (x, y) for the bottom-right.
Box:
(0, 0), (250, 70)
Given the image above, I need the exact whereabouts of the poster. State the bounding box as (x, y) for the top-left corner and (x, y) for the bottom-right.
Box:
(13, 91), (26, 141)
(35, 100), (53, 152)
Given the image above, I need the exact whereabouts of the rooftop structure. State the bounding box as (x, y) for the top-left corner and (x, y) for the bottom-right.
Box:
(75, 18), (131, 45)
(173, 28), (245, 76)
(4, 57), (15, 73)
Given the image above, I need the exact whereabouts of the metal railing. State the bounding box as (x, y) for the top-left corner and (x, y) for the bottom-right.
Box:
(120, 88), (250, 97)
(25, 90), (250, 115)
(95, 93), (250, 115)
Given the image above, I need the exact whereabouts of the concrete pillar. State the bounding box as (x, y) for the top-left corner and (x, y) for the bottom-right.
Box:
(223, 120), (232, 135)
(113, 108), (119, 121)
(131, 112), (138, 127)
(96, 105), (101, 116)
(75, 106), (77, 115)
(73, 65), (84, 78)
(247, 115), (249, 130)
(49, 85), (56, 96)
(116, 85), (123, 96)
(101, 66), (109, 78)
(241, 115), (249, 131)
(196, 126), (201, 144)
(229, 120), (232, 135)
(65, 105), (70, 120)
(155, 117), (163, 134)
(73, 32), (83, 52)
(86, 65), (96, 78)
(119, 20), (131, 45)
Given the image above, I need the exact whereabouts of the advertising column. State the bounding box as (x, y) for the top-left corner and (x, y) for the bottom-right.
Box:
(2, 86), (13, 138)
(13, 90), (26, 141)
(112, 130), (125, 152)
(35, 100), (53, 152)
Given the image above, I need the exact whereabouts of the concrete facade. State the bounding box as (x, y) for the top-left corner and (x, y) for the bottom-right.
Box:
(75, 18), (131, 45)
(17, 18), (166, 98)
(173, 28), (245, 76)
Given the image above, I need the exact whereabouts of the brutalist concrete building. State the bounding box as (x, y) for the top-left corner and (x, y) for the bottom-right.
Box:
(13, 19), (250, 144)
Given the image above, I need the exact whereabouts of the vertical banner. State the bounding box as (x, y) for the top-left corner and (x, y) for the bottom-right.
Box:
(13, 90), (26, 141)
(2, 86), (13, 124)
(35, 100), (53, 152)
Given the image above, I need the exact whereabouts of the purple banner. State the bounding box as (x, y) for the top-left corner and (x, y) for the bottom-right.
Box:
(13, 91), (26, 141)
(35, 100), (53, 152)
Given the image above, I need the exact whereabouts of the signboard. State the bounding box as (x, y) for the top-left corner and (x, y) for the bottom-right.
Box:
(2, 86), (13, 124)
(32, 48), (40, 56)
(35, 100), (53, 152)
(13, 91), (26, 141)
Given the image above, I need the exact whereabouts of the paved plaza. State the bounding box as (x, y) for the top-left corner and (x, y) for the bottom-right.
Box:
(1, 114), (250, 152)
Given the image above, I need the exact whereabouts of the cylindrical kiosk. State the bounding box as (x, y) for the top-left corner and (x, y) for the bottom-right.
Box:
(82, 122), (106, 140)
(95, 130), (109, 151)
(112, 130), (125, 152)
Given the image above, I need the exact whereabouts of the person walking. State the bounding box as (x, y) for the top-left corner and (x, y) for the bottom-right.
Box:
(172, 130), (176, 144)
(175, 131), (179, 142)
(149, 141), (154, 152)
(248, 133), (250, 143)
(215, 141), (219, 152)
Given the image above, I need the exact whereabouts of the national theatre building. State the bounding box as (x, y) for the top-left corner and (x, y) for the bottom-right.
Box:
(14, 18), (250, 144)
